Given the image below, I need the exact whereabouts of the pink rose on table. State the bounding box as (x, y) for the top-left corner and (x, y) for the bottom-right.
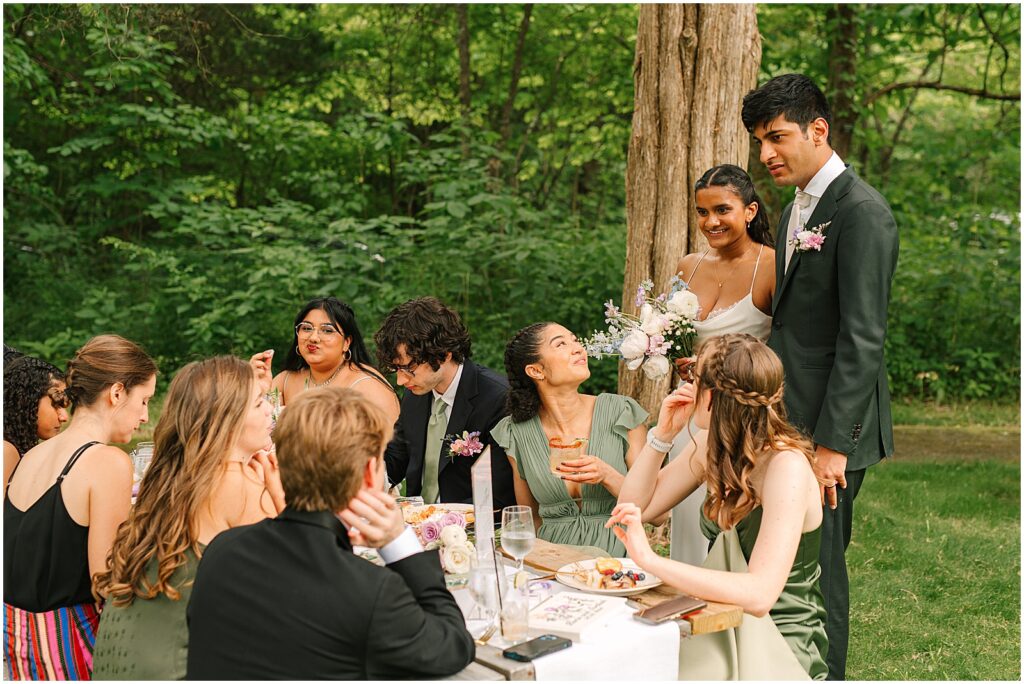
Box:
(440, 511), (466, 529)
(420, 520), (442, 544)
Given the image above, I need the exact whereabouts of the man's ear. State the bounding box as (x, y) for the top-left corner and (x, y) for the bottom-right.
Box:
(525, 362), (544, 382)
(811, 118), (830, 146)
(362, 457), (376, 488)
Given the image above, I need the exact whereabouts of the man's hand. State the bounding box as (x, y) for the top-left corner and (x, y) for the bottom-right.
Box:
(338, 489), (405, 548)
(813, 444), (847, 510)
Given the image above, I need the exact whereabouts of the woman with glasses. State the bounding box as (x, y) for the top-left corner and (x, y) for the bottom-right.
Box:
(249, 297), (399, 426)
(3, 356), (71, 490)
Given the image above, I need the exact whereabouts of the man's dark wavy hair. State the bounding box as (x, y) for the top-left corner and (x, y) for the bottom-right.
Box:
(741, 73), (832, 144)
(375, 297), (472, 372)
(4, 355), (66, 455)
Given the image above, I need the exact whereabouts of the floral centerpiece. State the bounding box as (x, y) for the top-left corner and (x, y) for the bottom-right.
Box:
(584, 277), (700, 380)
(415, 510), (476, 575)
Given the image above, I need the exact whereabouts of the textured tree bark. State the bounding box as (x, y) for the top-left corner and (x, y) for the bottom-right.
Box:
(619, 4), (761, 415)
(826, 3), (858, 159)
(456, 4), (472, 157)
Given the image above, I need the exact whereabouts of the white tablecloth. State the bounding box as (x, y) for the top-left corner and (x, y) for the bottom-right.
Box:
(453, 565), (680, 681)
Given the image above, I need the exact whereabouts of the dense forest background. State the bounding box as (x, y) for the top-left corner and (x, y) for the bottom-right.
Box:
(4, 4), (1020, 402)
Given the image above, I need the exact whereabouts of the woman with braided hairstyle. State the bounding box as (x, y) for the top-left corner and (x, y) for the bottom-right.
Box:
(614, 333), (827, 680)
(492, 322), (649, 556)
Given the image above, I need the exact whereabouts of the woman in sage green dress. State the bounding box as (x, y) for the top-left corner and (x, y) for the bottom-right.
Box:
(613, 334), (828, 680)
(91, 357), (286, 680)
(492, 322), (649, 556)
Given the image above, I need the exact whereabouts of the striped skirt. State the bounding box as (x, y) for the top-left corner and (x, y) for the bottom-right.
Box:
(3, 602), (100, 680)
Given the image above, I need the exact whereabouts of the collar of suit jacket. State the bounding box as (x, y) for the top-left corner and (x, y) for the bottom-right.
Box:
(277, 507), (352, 550)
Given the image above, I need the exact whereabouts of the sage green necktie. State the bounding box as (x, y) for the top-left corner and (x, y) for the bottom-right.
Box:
(422, 396), (448, 504)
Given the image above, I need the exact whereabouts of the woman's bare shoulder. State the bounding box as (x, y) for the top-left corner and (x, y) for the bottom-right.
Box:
(677, 252), (701, 277)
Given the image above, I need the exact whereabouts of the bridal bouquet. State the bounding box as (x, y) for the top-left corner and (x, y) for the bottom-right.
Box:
(584, 277), (700, 380)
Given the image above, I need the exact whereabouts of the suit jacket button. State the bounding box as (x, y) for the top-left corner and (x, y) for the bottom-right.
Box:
(773, 321), (782, 330)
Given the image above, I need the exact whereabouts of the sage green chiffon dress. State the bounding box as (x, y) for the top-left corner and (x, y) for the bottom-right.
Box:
(700, 505), (829, 680)
(492, 393), (647, 557)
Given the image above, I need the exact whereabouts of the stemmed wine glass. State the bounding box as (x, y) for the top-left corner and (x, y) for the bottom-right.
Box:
(500, 506), (536, 575)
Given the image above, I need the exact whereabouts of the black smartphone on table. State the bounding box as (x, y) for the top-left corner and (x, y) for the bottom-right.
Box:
(502, 634), (573, 661)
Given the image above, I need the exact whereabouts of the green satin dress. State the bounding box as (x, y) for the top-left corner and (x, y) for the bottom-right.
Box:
(701, 505), (829, 680)
(492, 393), (648, 556)
(92, 546), (203, 680)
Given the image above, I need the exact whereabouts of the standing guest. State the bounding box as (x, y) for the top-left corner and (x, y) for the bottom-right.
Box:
(3, 335), (157, 680)
(249, 296), (399, 426)
(742, 73), (899, 680)
(186, 387), (475, 680)
(374, 297), (515, 510)
(669, 163), (776, 566)
(492, 322), (648, 556)
(91, 356), (285, 680)
(615, 334), (827, 680)
(4, 356), (71, 489)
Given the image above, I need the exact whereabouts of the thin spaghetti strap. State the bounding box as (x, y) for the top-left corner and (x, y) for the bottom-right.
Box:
(748, 244), (764, 293)
(348, 374), (374, 389)
(686, 249), (712, 282)
(57, 441), (100, 483)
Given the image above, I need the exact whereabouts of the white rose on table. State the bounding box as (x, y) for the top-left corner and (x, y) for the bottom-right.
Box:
(620, 330), (650, 370)
(441, 542), (475, 574)
(667, 289), (700, 319)
(643, 354), (671, 379)
(439, 524), (468, 547)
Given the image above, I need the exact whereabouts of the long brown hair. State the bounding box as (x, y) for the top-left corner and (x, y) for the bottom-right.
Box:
(65, 334), (157, 410)
(93, 356), (254, 605)
(696, 334), (813, 530)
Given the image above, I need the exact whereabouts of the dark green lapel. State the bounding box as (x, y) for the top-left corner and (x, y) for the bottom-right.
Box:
(774, 167), (858, 309)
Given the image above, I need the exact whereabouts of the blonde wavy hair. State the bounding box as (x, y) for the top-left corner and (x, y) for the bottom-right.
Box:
(695, 333), (814, 530)
(93, 356), (254, 605)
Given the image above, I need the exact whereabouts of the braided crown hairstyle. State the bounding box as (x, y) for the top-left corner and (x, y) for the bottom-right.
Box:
(694, 333), (813, 530)
(503, 322), (555, 423)
(694, 164), (772, 246)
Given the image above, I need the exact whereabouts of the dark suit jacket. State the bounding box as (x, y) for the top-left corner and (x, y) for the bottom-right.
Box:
(185, 508), (474, 680)
(769, 167), (899, 471)
(385, 359), (515, 511)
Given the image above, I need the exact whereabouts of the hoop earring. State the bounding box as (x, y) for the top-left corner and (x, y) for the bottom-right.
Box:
(344, 349), (352, 361)
(296, 345), (301, 355)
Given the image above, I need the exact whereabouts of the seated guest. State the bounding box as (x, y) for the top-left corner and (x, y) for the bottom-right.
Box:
(374, 297), (514, 510)
(186, 387), (475, 680)
(4, 335), (157, 680)
(249, 296), (399, 426)
(91, 356), (286, 680)
(4, 356), (71, 489)
(492, 322), (648, 556)
(614, 333), (827, 679)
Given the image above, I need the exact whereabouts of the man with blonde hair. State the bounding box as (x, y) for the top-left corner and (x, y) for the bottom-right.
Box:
(186, 387), (474, 680)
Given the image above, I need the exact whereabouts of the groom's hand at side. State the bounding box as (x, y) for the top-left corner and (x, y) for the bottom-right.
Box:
(814, 445), (848, 510)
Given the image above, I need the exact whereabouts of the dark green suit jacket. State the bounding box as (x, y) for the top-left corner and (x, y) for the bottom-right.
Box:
(769, 167), (898, 471)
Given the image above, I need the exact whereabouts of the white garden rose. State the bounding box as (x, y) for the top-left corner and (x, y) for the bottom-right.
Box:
(620, 330), (649, 361)
(439, 524), (468, 547)
(642, 355), (671, 379)
(441, 543), (474, 574)
(667, 289), (700, 319)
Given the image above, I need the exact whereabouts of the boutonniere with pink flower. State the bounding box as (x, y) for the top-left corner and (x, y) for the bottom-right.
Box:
(790, 221), (832, 253)
(445, 431), (484, 460)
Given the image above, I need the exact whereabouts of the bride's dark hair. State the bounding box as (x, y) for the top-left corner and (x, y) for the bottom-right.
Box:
(694, 164), (772, 246)
(503, 322), (554, 423)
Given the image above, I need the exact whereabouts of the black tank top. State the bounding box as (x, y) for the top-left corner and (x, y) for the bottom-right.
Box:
(4, 441), (100, 612)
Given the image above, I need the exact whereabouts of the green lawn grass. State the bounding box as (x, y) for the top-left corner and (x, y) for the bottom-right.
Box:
(847, 459), (1020, 680)
(892, 399), (1020, 428)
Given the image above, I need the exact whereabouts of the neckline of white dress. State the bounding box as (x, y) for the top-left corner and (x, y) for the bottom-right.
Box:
(699, 293), (756, 323)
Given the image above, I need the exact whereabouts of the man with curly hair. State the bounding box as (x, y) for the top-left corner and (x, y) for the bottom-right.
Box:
(375, 297), (515, 512)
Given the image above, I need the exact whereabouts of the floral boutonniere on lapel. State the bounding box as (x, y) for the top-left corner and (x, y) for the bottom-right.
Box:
(445, 431), (484, 461)
(790, 220), (832, 253)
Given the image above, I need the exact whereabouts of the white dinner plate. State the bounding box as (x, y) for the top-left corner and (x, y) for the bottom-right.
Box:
(402, 503), (475, 525)
(555, 558), (662, 597)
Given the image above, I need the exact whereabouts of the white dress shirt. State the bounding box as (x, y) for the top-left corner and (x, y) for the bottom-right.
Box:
(797, 151), (847, 228)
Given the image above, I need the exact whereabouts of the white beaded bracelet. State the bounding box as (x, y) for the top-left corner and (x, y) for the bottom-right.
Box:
(647, 432), (673, 453)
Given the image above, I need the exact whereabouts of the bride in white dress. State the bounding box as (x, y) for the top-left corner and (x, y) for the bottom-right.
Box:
(668, 164), (776, 564)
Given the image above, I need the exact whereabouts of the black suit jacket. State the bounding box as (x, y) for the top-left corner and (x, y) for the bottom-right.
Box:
(385, 360), (515, 511)
(769, 167), (898, 470)
(185, 508), (474, 680)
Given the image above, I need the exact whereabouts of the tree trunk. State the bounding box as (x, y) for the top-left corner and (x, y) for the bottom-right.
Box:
(620, 4), (761, 415)
(456, 4), (472, 158)
(500, 4), (533, 149)
(826, 4), (858, 159)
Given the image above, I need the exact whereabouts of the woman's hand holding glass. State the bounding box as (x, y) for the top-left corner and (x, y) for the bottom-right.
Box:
(606, 502), (656, 567)
(557, 455), (614, 485)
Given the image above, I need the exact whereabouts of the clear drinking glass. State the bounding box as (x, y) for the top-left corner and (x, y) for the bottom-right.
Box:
(548, 437), (588, 473)
(130, 441), (155, 499)
(466, 564), (501, 640)
(500, 506), (536, 574)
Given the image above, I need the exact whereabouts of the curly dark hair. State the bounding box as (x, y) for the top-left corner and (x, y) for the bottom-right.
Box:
(4, 344), (24, 365)
(503, 322), (554, 423)
(3, 355), (67, 456)
(741, 73), (832, 144)
(694, 164), (773, 246)
(374, 297), (472, 372)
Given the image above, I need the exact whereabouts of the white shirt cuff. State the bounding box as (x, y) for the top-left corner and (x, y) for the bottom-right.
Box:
(378, 526), (423, 565)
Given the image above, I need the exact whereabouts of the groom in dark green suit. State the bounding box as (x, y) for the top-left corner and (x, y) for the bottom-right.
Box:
(742, 74), (898, 680)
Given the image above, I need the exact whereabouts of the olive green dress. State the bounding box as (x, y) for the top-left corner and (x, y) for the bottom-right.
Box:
(700, 505), (829, 680)
(492, 393), (648, 556)
(92, 546), (203, 680)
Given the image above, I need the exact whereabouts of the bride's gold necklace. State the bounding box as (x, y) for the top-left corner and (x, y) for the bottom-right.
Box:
(711, 244), (754, 288)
